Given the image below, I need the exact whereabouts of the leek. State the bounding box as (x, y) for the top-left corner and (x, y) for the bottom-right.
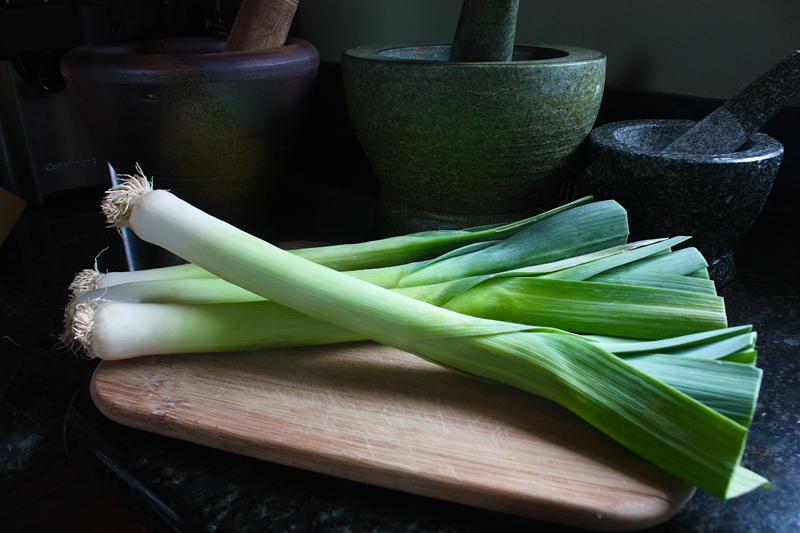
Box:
(65, 236), (729, 357)
(65, 272), (728, 355)
(76, 193), (616, 293)
(66, 294), (759, 427)
(84, 170), (766, 499)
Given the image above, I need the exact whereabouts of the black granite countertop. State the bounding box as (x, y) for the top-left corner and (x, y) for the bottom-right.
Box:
(0, 189), (125, 496)
(1, 174), (798, 532)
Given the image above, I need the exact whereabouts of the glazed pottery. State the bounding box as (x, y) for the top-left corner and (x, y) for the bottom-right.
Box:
(61, 37), (319, 227)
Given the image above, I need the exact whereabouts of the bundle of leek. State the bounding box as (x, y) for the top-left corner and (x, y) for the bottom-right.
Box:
(66, 170), (767, 500)
(65, 231), (728, 344)
(65, 204), (733, 359)
(65, 236), (759, 428)
(65, 195), (648, 353)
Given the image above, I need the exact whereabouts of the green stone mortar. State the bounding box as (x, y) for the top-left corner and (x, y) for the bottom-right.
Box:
(342, 43), (606, 235)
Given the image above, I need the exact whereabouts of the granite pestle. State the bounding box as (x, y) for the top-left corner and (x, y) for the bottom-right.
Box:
(665, 50), (800, 154)
(449, 0), (520, 62)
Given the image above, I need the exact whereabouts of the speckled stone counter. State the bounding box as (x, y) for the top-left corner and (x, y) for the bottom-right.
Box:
(0, 191), (126, 497)
(0, 298), (85, 495)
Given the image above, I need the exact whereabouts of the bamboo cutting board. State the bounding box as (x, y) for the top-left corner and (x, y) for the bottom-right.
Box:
(91, 341), (695, 531)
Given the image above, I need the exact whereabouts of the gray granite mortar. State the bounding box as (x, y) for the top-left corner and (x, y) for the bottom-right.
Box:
(584, 119), (783, 285)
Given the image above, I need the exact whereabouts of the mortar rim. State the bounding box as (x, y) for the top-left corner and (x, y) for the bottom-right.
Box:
(589, 119), (784, 163)
(342, 42), (605, 67)
(61, 37), (319, 75)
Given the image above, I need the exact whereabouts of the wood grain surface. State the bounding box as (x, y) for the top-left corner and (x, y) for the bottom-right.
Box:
(91, 341), (695, 531)
(223, 0), (298, 52)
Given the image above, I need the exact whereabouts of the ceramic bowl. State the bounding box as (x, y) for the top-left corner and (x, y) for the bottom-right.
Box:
(61, 37), (319, 227)
(342, 43), (606, 235)
(584, 119), (783, 284)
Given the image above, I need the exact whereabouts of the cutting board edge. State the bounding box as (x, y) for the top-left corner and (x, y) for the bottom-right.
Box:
(89, 364), (694, 532)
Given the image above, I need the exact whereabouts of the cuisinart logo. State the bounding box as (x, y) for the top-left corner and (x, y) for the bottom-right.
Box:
(44, 158), (99, 172)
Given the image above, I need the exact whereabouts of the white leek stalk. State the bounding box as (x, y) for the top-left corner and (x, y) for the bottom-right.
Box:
(67, 295), (759, 427)
(77, 194), (621, 293)
(89, 170), (766, 499)
(66, 269), (727, 354)
(64, 237), (730, 361)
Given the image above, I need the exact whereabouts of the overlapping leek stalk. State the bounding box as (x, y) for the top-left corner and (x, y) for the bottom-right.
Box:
(65, 242), (758, 428)
(72, 194), (608, 291)
(66, 196), (645, 350)
(69, 170), (766, 500)
(66, 239), (729, 356)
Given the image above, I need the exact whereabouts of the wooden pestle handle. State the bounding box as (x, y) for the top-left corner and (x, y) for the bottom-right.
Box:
(223, 0), (299, 53)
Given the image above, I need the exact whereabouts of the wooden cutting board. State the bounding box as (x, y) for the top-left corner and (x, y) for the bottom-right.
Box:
(91, 341), (695, 531)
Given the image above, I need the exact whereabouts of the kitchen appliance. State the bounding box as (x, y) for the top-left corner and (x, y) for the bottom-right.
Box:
(0, 4), (114, 205)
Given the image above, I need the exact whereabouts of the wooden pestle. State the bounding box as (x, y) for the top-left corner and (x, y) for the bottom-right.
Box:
(449, 0), (520, 62)
(224, 0), (299, 53)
